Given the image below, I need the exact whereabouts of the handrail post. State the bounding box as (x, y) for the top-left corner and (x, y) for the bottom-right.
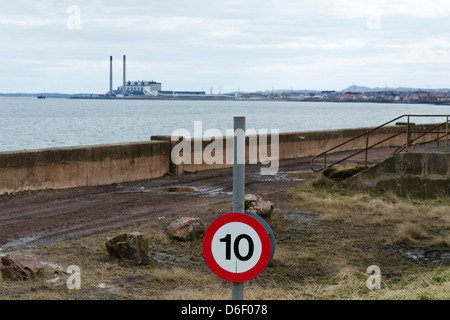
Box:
(437, 124), (440, 148)
(405, 115), (410, 153)
(446, 116), (449, 153)
(365, 132), (369, 168)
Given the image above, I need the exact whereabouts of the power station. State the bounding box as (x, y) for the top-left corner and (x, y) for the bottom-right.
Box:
(108, 54), (162, 97)
(107, 55), (206, 98)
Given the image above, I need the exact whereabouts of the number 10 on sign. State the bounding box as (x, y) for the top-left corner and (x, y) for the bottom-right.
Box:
(220, 233), (254, 262)
(203, 212), (272, 283)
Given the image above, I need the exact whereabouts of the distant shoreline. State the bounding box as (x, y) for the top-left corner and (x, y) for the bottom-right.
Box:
(68, 95), (235, 101)
(67, 96), (450, 105)
(1, 94), (450, 105)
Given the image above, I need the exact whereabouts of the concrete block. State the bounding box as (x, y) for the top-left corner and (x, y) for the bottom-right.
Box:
(427, 153), (450, 176)
(347, 152), (450, 199)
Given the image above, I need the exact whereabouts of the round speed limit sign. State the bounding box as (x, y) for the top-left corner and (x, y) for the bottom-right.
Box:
(203, 212), (272, 282)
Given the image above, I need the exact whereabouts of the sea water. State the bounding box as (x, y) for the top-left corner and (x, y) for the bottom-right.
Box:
(0, 97), (449, 152)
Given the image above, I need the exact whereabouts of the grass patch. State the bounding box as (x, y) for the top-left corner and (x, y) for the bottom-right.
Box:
(1, 179), (448, 300)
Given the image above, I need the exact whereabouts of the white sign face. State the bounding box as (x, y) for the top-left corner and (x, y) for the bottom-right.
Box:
(211, 221), (263, 274)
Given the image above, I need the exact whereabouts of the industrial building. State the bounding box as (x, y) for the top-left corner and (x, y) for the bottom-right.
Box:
(157, 90), (206, 97)
(108, 55), (161, 97)
(117, 80), (162, 96)
(108, 55), (205, 98)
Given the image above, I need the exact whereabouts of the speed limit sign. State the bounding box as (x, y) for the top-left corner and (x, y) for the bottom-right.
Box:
(203, 212), (273, 283)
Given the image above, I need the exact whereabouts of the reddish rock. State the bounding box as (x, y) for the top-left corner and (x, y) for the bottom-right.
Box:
(1, 254), (45, 280)
(165, 217), (205, 241)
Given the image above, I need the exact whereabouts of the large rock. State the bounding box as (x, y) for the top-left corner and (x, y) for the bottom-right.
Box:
(165, 217), (205, 241)
(244, 194), (274, 219)
(105, 232), (149, 263)
(1, 254), (45, 280)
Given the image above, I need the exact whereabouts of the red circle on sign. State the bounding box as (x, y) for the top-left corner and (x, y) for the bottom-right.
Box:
(203, 212), (272, 282)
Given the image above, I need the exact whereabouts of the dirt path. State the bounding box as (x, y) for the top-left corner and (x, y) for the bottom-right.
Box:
(0, 148), (397, 251)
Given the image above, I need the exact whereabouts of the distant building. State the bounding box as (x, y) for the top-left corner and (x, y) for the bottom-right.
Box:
(158, 90), (206, 97)
(117, 80), (162, 96)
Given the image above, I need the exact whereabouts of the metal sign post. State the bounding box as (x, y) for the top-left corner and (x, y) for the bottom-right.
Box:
(203, 116), (274, 300)
(232, 116), (245, 300)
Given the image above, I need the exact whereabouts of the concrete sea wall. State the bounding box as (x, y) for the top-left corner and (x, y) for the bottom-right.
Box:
(0, 124), (441, 194)
(0, 142), (170, 194)
(152, 123), (438, 174)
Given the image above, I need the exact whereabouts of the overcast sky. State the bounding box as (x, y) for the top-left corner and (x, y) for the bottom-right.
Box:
(2, 0), (450, 94)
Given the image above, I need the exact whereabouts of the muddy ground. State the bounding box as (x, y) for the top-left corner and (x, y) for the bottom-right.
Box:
(0, 147), (448, 300)
(0, 148), (396, 252)
(0, 160), (300, 251)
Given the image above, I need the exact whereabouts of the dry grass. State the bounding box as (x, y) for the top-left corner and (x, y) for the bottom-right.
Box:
(396, 223), (430, 245)
(292, 180), (450, 250)
(1, 179), (449, 300)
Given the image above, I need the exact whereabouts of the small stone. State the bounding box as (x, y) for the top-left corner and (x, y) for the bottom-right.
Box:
(105, 232), (149, 263)
(165, 217), (205, 241)
(1, 254), (45, 280)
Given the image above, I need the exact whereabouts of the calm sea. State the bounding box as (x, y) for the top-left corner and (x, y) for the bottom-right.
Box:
(1, 97), (449, 152)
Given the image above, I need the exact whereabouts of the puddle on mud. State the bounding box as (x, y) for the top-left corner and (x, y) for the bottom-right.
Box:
(403, 248), (450, 262)
(154, 187), (199, 193)
(250, 169), (316, 182)
(118, 184), (231, 197)
(281, 170), (316, 181)
(120, 169), (316, 196)
(285, 209), (315, 221)
(153, 186), (227, 196)
(1, 236), (40, 250)
(154, 252), (174, 264)
(155, 186), (232, 198)
(119, 185), (201, 194)
(117, 186), (150, 193)
(153, 251), (200, 266)
(283, 210), (315, 237)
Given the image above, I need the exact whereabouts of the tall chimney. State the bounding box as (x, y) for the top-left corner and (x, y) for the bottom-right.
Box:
(109, 56), (113, 97)
(123, 55), (126, 96)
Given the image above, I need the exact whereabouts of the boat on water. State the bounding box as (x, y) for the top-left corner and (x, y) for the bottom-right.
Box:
(37, 96), (46, 99)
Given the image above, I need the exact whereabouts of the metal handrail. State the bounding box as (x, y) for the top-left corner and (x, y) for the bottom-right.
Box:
(310, 114), (450, 172)
(394, 121), (448, 154)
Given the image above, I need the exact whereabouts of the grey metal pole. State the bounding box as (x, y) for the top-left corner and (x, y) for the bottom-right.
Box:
(233, 116), (245, 213)
(109, 56), (113, 98)
(123, 55), (126, 96)
(232, 116), (245, 300)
